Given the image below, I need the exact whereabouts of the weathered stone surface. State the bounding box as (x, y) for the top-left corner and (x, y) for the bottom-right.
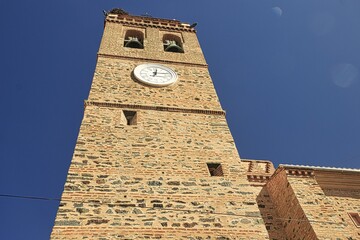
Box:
(51, 10), (360, 240)
(54, 220), (80, 226)
(50, 14), (275, 238)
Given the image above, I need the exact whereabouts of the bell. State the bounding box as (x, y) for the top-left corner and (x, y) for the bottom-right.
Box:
(124, 37), (143, 49)
(164, 40), (184, 53)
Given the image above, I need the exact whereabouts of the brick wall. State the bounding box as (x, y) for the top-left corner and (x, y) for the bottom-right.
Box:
(51, 105), (274, 239)
(266, 168), (317, 239)
(50, 11), (360, 240)
(267, 167), (360, 239)
(88, 57), (222, 111)
(98, 21), (206, 66)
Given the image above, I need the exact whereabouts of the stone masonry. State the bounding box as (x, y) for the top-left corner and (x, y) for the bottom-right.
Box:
(267, 166), (360, 239)
(50, 9), (360, 239)
(50, 10), (279, 239)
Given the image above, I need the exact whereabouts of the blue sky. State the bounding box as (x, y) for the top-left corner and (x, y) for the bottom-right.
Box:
(1, 1), (360, 239)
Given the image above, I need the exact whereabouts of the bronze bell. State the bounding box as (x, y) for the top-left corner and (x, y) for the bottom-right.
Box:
(164, 40), (184, 53)
(124, 37), (143, 49)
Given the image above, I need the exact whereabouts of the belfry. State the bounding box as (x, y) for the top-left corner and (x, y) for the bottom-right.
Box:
(51, 9), (360, 239)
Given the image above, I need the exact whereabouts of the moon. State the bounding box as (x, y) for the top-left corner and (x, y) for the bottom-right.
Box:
(272, 7), (283, 17)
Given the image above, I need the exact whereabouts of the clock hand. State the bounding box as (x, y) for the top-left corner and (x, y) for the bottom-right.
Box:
(152, 68), (158, 76)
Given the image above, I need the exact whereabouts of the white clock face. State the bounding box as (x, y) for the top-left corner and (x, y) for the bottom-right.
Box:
(133, 63), (178, 87)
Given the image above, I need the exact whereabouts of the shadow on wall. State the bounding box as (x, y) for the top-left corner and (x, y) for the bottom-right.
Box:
(256, 187), (286, 239)
(315, 171), (360, 199)
(321, 187), (360, 199)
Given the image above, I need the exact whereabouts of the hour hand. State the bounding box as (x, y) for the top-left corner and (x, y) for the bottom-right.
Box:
(152, 68), (157, 76)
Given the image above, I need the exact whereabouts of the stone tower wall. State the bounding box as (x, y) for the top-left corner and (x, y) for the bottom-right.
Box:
(98, 21), (206, 66)
(51, 105), (276, 239)
(50, 12), (278, 239)
(49, 10), (360, 240)
(88, 57), (222, 111)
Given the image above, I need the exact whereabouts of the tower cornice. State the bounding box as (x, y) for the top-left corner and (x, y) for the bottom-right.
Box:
(106, 13), (196, 32)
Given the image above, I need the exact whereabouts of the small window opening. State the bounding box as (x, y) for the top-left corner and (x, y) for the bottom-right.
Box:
(207, 163), (223, 176)
(124, 30), (144, 49)
(163, 34), (184, 53)
(349, 213), (360, 227)
(123, 110), (137, 125)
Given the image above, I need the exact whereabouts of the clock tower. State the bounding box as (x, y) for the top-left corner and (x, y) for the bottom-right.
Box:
(50, 9), (280, 239)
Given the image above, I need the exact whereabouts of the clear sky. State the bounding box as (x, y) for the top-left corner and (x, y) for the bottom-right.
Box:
(1, 1), (360, 239)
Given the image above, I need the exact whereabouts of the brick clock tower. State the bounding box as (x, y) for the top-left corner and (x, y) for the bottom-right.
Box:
(50, 9), (282, 239)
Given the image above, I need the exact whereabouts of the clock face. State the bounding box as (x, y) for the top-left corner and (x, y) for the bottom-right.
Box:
(133, 63), (178, 87)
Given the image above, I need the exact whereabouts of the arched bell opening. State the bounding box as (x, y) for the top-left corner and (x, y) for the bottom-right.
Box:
(163, 34), (184, 53)
(124, 30), (144, 49)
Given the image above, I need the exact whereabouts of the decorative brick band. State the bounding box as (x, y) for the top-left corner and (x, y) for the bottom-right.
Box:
(106, 14), (196, 33)
(246, 160), (272, 174)
(52, 226), (263, 237)
(85, 101), (226, 116)
(285, 169), (315, 177)
(247, 175), (271, 182)
(97, 53), (208, 68)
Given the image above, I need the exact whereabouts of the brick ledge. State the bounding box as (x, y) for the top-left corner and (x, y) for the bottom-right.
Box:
(97, 53), (208, 67)
(85, 101), (226, 116)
